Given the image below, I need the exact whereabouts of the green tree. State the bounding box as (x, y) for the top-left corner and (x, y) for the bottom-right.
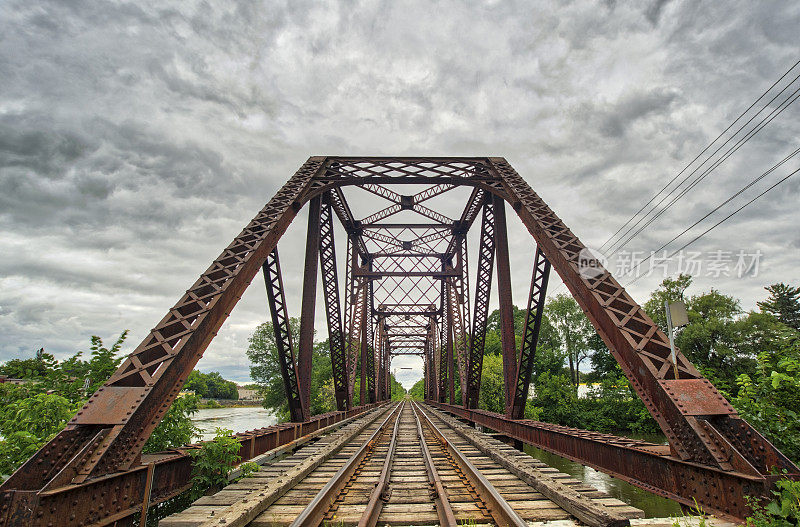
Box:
(389, 374), (406, 400)
(0, 350), (55, 379)
(247, 321), (335, 420)
(478, 353), (505, 414)
(732, 332), (800, 464)
(643, 273), (692, 331)
(203, 371), (239, 400)
(408, 378), (425, 400)
(184, 370), (209, 397)
(758, 283), (800, 330)
(0, 392), (76, 439)
(0, 390), (78, 476)
(532, 372), (582, 427)
(86, 331), (128, 392)
(545, 294), (593, 389)
(676, 290), (757, 393)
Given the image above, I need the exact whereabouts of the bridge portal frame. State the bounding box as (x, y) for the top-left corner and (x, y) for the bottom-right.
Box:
(0, 156), (797, 526)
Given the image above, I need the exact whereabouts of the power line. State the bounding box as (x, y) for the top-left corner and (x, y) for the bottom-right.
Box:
(617, 147), (800, 280)
(548, 59), (800, 297)
(605, 85), (800, 257)
(598, 58), (800, 253)
(624, 165), (800, 288)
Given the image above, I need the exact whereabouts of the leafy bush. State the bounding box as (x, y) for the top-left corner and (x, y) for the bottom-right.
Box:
(732, 336), (800, 464)
(189, 427), (242, 496)
(143, 394), (200, 453)
(747, 477), (800, 527)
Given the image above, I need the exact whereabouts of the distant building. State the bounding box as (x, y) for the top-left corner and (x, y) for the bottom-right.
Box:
(237, 387), (259, 401)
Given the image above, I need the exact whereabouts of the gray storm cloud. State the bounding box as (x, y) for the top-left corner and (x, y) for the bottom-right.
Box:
(1, 0), (798, 387)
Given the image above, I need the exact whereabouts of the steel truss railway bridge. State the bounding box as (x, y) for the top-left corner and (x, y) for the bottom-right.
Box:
(1, 157), (797, 526)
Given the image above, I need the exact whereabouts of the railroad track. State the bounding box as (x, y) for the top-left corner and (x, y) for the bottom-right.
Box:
(287, 399), (527, 526)
(162, 399), (642, 527)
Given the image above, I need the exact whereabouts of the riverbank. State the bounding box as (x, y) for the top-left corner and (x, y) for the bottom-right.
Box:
(197, 399), (263, 409)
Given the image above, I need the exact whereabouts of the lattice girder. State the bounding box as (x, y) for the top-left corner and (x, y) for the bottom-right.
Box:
(4, 156), (796, 526)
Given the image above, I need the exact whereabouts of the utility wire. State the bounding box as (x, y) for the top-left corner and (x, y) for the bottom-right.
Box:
(606, 85), (800, 257)
(598, 58), (800, 253)
(548, 60), (800, 297)
(617, 147), (800, 280)
(624, 165), (800, 287)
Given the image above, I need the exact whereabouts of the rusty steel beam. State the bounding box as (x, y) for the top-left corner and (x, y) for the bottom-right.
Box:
(360, 291), (369, 406)
(375, 318), (386, 402)
(492, 195), (517, 415)
(1, 158), (327, 502)
(3, 156), (796, 526)
(430, 402), (774, 521)
(262, 249), (307, 422)
(297, 195), (321, 415)
(446, 284), (455, 404)
(466, 197), (496, 409)
(438, 281), (449, 403)
(353, 269), (460, 278)
(510, 246), (551, 420)
(366, 280), (376, 404)
(319, 194), (350, 411)
(347, 278), (367, 400)
(487, 157), (797, 475)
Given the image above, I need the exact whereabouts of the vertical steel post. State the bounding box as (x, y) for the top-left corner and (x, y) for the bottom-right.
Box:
(385, 336), (391, 400)
(367, 280), (376, 404)
(438, 283), (449, 403)
(510, 246), (550, 419)
(493, 195), (517, 416)
(297, 195), (321, 415)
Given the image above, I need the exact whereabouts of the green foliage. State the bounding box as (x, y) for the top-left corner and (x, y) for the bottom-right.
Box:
(0, 331), (200, 476)
(408, 378), (425, 400)
(189, 427), (242, 496)
(86, 331), (128, 392)
(643, 273), (692, 331)
(184, 370), (238, 400)
(758, 283), (800, 331)
(581, 375), (659, 433)
(235, 461), (259, 481)
(0, 392), (77, 438)
(532, 372), (582, 427)
(247, 320), (336, 421)
(478, 353), (505, 414)
(747, 476), (800, 527)
(545, 294), (594, 388)
(732, 336), (800, 464)
(0, 386), (78, 476)
(143, 394), (200, 454)
(389, 374), (406, 400)
(0, 351), (54, 379)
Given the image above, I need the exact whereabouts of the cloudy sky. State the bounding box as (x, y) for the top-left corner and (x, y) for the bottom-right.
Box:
(1, 1), (798, 390)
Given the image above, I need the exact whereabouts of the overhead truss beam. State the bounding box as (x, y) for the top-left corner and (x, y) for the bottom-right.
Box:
(2, 156), (795, 527)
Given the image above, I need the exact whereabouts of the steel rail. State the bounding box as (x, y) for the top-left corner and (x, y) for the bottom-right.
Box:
(412, 401), (528, 527)
(409, 400), (458, 526)
(357, 400), (405, 527)
(289, 401), (402, 527)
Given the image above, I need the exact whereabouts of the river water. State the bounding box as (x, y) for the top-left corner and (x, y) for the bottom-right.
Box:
(190, 407), (681, 517)
(192, 406), (277, 441)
